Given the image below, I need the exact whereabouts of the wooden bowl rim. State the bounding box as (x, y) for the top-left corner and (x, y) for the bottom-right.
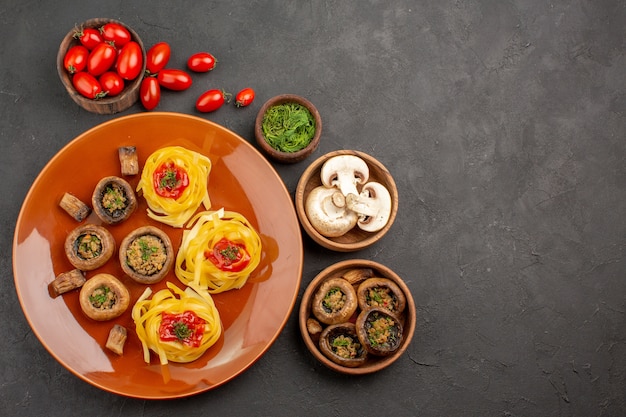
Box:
(295, 149), (398, 252)
(298, 259), (416, 374)
(254, 94), (322, 163)
(56, 18), (146, 114)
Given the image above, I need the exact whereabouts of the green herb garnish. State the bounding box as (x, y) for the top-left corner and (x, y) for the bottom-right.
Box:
(173, 322), (191, 341)
(261, 103), (315, 152)
(138, 238), (157, 261)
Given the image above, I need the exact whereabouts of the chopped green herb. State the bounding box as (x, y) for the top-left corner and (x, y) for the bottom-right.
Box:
(261, 102), (315, 152)
(173, 322), (191, 341)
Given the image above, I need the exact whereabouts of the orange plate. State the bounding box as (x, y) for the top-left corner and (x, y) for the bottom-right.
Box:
(12, 112), (303, 399)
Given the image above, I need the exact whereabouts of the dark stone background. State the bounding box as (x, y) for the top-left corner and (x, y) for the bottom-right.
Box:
(1, 1), (624, 416)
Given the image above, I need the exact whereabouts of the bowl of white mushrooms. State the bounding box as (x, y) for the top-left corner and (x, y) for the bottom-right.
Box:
(294, 150), (398, 252)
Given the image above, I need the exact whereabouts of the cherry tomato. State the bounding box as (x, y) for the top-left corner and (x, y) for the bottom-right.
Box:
(98, 71), (124, 96)
(63, 45), (89, 74)
(205, 237), (251, 272)
(87, 42), (117, 76)
(195, 89), (229, 112)
(146, 42), (171, 75)
(116, 41), (143, 80)
(72, 72), (105, 99)
(157, 69), (192, 91)
(187, 52), (217, 72)
(73, 27), (103, 50)
(140, 77), (161, 110)
(235, 88), (255, 107)
(152, 161), (189, 198)
(99, 22), (131, 47)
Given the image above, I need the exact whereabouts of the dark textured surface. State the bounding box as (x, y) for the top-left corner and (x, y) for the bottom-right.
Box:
(2, 1), (625, 416)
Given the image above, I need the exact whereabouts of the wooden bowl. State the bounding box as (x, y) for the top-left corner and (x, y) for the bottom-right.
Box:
(299, 259), (416, 374)
(254, 94), (322, 163)
(295, 150), (398, 252)
(56, 18), (146, 114)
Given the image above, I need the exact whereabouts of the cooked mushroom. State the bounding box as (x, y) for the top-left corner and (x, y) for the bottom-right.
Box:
(59, 192), (91, 222)
(319, 322), (368, 367)
(64, 224), (116, 271)
(355, 307), (403, 356)
(92, 176), (137, 225)
(105, 324), (128, 355)
(118, 146), (139, 176)
(49, 269), (86, 297)
(320, 155), (369, 197)
(305, 186), (358, 237)
(311, 277), (358, 325)
(357, 277), (407, 315)
(345, 181), (392, 232)
(79, 273), (130, 321)
(119, 225), (174, 284)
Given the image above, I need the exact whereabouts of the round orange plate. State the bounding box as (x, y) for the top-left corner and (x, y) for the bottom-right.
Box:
(12, 112), (303, 399)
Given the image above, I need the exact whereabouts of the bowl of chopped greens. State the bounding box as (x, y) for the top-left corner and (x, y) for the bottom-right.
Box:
(255, 94), (322, 163)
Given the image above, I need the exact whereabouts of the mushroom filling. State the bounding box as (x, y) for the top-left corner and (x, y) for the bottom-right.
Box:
(366, 286), (397, 311)
(365, 312), (399, 348)
(100, 182), (129, 217)
(75, 233), (102, 260)
(330, 334), (363, 359)
(125, 235), (168, 276)
(88, 286), (117, 310)
(322, 288), (347, 314)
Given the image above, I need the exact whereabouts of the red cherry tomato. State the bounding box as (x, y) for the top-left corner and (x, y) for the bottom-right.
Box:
(73, 27), (103, 50)
(87, 42), (117, 76)
(99, 22), (131, 47)
(140, 77), (161, 110)
(196, 89), (229, 112)
(98, 71), (124, 96)
(63, 45), (89, 74)
(72, 72), (105, 99)
(187, 52), (217, 72)
(157, 69), (192, 91)
(116, 41), (143, 80)
(146, 42), (171, 75)
(235, 88), (255, 107)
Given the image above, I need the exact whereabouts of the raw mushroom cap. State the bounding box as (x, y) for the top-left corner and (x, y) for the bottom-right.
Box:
(345, 182), (392, 233)
(305, 186), (358, 237)
(320, 155), (369, 197)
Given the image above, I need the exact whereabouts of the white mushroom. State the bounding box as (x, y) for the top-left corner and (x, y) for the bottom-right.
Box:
(345, 182), (392, 232)
(305, 186), (358, 237)
(320, 155), (369, 197)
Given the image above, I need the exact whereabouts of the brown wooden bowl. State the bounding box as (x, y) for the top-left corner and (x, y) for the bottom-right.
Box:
(57, 18), (146, 114)
(254, 94), (322, 163)
(295, 150), (398, 252)
(299, 259), (416, 374)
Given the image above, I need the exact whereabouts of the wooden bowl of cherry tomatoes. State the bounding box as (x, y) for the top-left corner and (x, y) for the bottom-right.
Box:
(57, 18), (146, 114)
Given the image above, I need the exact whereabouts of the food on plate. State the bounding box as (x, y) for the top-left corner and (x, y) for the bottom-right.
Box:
(132, 282), (222, 365)
(92, 176), (137, 224)
(357, 277), (406, 315)
(305, 155), (392, 237)
(59, 192), (91, 222)
(136, 146), (212, 228)
(355, 307), (403, 356)
(64, 224), (115, 271)
(261, 102), (316, 152)
(119, 225), (174, 284)
(106, 324), (128, 355)
(79, 273), (130, 321)
(118, 146), (139, 176)
(175, 209), (262, 294)
(49, 269), (86, 297)
(311, 277), (358, 325)
(319, 323), (368, 368)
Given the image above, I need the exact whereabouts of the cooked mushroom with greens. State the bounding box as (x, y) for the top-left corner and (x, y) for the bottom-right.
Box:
(92, 176), (137, 224)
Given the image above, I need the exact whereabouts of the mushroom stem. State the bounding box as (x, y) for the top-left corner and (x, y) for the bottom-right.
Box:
(344, 182), (392, 233)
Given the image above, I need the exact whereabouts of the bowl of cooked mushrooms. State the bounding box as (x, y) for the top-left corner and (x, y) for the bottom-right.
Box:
(294, 150), (398, 252)
(299, 259), (416, 374)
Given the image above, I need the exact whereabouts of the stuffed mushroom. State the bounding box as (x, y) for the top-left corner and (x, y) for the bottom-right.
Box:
(311, 277), (358, 325)
(119, 226), (173, 284)
(64, 224), (115, 271)
(355, 307), (403, 356)
(92, 176), (137, 225)
(319, 322), (368, 367)
(357, 277), (406, 315)
(79, 273), (130, 321)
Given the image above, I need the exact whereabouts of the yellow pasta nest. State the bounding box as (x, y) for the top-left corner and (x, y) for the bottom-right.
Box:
(132, 282), (222, 365)
(136, 146), (212, 228)
(175, 209), (262, 294)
